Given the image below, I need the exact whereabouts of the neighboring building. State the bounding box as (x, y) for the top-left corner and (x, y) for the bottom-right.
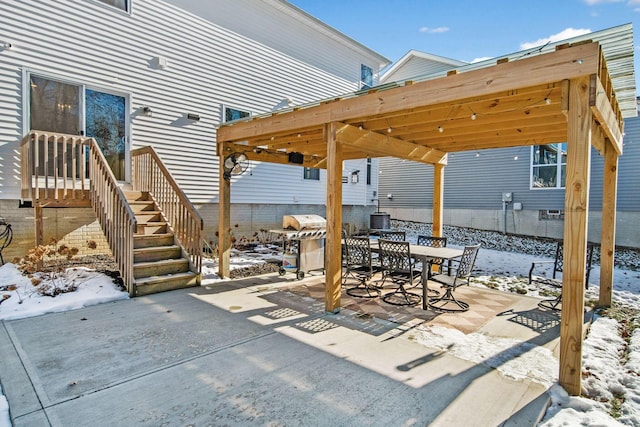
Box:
(378, 23), (640, 248)
(0, 0), (389, 260)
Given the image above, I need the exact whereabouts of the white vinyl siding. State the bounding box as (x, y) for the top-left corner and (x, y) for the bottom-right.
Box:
(0, 0), (385, 206)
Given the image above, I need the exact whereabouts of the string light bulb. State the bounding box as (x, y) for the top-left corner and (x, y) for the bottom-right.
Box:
(545, 97), (551, 105)
(438, 126), (444, 133)
(476, 151), (480, 157)
(471, 113), (477, 120)
(387, 127), (392, 133)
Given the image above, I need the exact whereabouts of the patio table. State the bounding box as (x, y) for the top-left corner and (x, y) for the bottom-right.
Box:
(369, 240), (463, 310)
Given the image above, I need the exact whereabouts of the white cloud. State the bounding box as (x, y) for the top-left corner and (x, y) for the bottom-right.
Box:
(520, 28), (592, 50)
(418, 26), (449, 34)
(471, 56), (493, 63)
(583, 0), (624, 4)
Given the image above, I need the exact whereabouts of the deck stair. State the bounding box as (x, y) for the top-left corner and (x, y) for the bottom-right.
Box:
(126, 191), (198, 296)
(20, 132), (204, 297)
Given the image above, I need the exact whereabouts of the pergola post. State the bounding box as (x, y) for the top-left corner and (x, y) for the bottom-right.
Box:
(218, 146), (231, 278)
(432, 163), (445, 237)
(560, 76), (593, 395)
(325, 122), (342, 313)
(599, 140), (618, 307)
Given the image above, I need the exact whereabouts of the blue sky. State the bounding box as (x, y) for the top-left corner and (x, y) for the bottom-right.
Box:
(288, 0), (639, 91)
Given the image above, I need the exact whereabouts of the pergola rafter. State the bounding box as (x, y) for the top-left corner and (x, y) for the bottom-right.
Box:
(216, 41), (626, 396)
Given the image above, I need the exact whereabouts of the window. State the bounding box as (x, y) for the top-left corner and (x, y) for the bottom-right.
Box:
(531, 143), (566, 189)
(28, 73), (128, 180)
(360, 64), (373, 90)
(30, 76), (81, 135)
(95, 0), (129, 12)
(224, 106), (250, 123)
(303, 167), (320, 180)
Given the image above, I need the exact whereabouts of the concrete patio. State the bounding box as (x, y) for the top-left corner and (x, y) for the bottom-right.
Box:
(0, 272), (588, 426)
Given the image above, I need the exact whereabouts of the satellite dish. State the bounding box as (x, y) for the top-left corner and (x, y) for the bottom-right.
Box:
(223, 152), (249, 180)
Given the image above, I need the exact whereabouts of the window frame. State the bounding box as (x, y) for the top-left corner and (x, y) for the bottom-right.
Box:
(530, 143), (567, 190)
(222, 105), (251, 123)
(360, 64), (373, 90)
(23, 69), (131, 180)
(91, 0), (131, 14)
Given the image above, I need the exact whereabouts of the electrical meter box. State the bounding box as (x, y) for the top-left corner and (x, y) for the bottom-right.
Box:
(502, 192), (513, 202)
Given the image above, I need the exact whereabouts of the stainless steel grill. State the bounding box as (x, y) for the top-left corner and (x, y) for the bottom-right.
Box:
(271, 215), (326, 279)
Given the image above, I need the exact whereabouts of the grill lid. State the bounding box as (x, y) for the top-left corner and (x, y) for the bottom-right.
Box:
(283, 214), (326, 230)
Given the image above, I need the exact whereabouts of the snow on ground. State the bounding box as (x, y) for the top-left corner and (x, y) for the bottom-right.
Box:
(0, 230), (639, 426)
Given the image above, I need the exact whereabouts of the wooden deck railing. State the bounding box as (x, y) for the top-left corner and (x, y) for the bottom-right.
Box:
(21, 131), (137, 295)
(132, 146), (203, 275)
(88, 139), (137, 295)
(20, 131), (90, 203)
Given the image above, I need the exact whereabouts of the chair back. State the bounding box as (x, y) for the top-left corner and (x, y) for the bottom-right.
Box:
(344, 236), (373, 268)
(379, 231), (406, 241)
(553, 241), (595, 284)
(417, 235), (447, 248)
(379, 239), (413, 273)
(454, 244), (481, 281)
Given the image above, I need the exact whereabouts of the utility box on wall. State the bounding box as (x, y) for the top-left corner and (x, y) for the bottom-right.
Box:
(502, 192), (513, 202)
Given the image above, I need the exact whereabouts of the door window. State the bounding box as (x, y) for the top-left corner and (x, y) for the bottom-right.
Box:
(28, 74), (128, 181)
(86, 89), (126, 180)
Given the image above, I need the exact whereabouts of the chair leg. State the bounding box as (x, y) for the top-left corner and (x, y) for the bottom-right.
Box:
(538, 293), (562, 310)
(346, 276), (380, 299)
(428, 287), (469, 312)
(382, 283), (421, 306)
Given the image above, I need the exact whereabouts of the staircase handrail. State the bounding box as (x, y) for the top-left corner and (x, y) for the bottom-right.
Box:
(131, 146), (203, 275)
(87, 139), (138, 296)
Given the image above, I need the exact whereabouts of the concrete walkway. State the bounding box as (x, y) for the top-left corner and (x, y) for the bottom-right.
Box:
(0, 274), (569, 426)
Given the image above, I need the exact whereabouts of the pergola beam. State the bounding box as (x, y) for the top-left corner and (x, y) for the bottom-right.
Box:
(335, 123), (447, 165)
(590, 75), (624, 154)
(216, 43), (601, 143)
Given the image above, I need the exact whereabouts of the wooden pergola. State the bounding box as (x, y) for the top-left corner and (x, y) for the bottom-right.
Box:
(216, 41), (625, 395)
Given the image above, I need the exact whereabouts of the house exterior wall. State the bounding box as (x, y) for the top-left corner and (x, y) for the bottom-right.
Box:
(0, 0), (387, 257)
(379, 116), (640, 248)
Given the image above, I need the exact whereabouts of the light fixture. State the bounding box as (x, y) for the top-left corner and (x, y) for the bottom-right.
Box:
(514, 155), (519, 160)
(387, 127), (392, 133)
(471, 113), (477, 120)
(387, 193), (393, 200)
(544, 97), (551, 105)
(438, 126), (444, 133)
(358, 124), (363, 130)
(1, 41), (12, 49)
(142, 106), (153, 117)
(476, 152), (480, 157)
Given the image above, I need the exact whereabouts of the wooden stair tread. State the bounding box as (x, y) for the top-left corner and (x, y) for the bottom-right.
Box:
(133, 244), (181, 253)
(134, 271), (197, 285)
(134, 258), (188, 268)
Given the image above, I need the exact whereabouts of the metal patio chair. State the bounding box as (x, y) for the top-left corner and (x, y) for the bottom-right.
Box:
(378, 239), (422, 306)
(428, 244), (480, 312)
(379, 231), (406, 242)
(529, 241), (595, 310)
(342, 236), (381, 298)
(417, 235), (448, 277)
(0, 219), (12, 266)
